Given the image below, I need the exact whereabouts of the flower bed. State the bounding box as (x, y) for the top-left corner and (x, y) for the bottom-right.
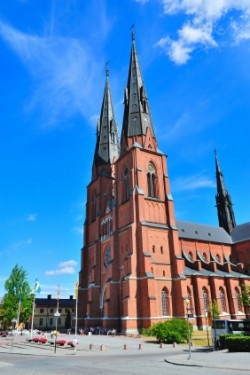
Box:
(56, 339), (67, 346)
(39, 337), (47, 344)
(32, 337), (47, 344)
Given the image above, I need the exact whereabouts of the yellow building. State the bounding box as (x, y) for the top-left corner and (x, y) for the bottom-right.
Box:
(33, 294), (75, 332)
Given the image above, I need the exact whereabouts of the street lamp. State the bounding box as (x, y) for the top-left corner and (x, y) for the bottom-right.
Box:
(184, 298), (192, 360)
(54, 311), (60, 354)
(204, 308), (210, 346)
(54, 311), (60, 331)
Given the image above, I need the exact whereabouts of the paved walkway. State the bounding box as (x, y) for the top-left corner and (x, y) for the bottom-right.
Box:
(0, 333), (249, 371)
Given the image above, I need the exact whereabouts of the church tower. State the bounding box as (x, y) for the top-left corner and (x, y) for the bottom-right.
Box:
(78, 32), (186, 334)
(215, 150), (236, 234)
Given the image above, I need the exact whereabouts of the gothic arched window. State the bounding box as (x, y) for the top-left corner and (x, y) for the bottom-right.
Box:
(219, 287), (226, 312)
(202, 287), (209, 311)
(161, 288), (169, 316)
(235, 288), (242, 312)
(123, 168), (130, 202)
(147, 163), (156, 198)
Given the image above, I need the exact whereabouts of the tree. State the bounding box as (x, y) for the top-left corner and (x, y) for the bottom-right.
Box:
(1, 264), (33, 329)
(241, 285), (250, 313)
(208, 299), (220, 321)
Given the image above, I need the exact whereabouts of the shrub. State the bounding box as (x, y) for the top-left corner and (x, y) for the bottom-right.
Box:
(146, 318), (192, 344)
(225, 335), (250, 352)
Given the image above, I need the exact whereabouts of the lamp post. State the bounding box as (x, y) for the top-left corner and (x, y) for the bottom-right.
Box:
(205, 308), (210, 346)
(54, 311), (60, 354)
(184, 298), (191, 360)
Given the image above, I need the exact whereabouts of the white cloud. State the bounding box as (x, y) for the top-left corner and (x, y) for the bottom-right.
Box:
(134, 0), (149, 4)
(172, 172), (215, 192)
(72, 226), (83, 234)
(58, 260), (77, 268)
(45, 259), (77, 275)
(26, 213), (37, 222)
(0, 21), (102, 126)
(156, 0), (250, 64)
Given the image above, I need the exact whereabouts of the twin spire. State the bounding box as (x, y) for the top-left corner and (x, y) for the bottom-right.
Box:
(93, 30), (156, 173)
(215, 150), (236, 234)
(93, 61), (119, 169)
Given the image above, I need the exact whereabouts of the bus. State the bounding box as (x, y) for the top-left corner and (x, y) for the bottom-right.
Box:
(212, 319), (250, 347)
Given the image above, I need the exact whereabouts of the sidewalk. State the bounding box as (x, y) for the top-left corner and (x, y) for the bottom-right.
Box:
(165, 347), (250, 371)
(1, 333), (249, 371)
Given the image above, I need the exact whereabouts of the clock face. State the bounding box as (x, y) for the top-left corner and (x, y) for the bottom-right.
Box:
(104, 246), (111, 269)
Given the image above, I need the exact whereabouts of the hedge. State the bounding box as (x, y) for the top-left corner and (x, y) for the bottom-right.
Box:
(225, 336), (250, 352)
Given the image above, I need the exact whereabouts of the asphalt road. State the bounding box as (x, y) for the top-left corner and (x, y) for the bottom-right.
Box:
(1, 333), (249, 375)
(0, 350), (246, 375)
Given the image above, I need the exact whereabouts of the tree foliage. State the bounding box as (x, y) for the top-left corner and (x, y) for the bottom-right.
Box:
(144, 318), (193, 344)
(1, 264), (33, 328)
(209, 299), (220, 320)
(241, 285), (250, 312)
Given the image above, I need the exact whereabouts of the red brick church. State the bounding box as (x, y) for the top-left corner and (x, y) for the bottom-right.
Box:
(78, 33), (250, 334)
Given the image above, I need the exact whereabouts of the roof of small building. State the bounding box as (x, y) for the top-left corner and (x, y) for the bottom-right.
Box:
(35, 296), (75, 308)
(231, 222), (250, 243)
(176, 220), (233, 244)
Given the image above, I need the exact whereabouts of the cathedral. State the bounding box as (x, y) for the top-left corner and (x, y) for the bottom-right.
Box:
(78, 33), (250, 334)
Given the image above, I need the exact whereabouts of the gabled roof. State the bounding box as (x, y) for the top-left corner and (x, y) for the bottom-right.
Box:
(231, 222), (250, 243)
(176, 220), (233, 244)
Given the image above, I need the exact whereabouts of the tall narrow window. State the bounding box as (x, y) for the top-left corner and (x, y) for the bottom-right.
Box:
(202, 287), (209, 311)
(147, 163), (156, 198)
(219, 287), (226, 312)
(161, 288), (169, 316)
(235, 288), (242, 312)
(123, 168), (130, 202)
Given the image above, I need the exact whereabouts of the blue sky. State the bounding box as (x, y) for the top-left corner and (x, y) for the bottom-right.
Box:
(0, 0), (249, 299)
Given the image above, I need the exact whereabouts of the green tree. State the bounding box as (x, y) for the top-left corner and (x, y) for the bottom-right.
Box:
(209, 299), (220, 320)
(1, 264), (33, 329)
(241, 285), (250, 313)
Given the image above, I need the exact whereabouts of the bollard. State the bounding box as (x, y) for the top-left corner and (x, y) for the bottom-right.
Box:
(159, 342), (163, 348)
(89, 343), (93, 350)
(124, 344), (127, 350)
(173, 342), (176, 348)
(138, 343), (142, 350)
(100, 344), (105, 351)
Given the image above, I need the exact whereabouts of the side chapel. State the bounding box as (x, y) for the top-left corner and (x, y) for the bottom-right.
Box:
(78, 33), (250, 334)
